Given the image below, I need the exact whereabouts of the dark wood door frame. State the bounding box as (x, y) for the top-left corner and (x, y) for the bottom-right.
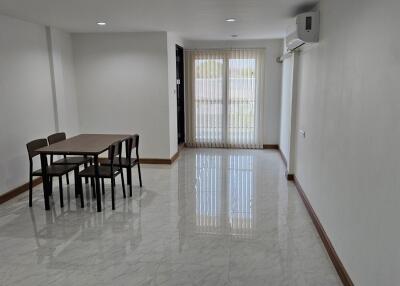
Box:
(176, 45), (185, 145)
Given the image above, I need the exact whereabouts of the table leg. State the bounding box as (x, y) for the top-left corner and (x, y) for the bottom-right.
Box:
(94, 155), (102, 212)
(40, 153), (50, 211)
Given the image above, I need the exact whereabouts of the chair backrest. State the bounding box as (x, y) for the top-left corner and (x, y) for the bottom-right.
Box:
(131, 134), (139, 149)
(126, 134), (140, 159)
(27, 139), (48, 160)
(48, 132), (66, 145)
(108, 140), (122, 160)
(108, 140), (123, 171)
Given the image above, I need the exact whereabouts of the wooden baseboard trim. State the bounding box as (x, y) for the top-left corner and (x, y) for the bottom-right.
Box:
(0, 149), (183, 204)
(263, 144), (279, 150)
(270, 144), (353, 285)
(286, 172), (294, 181)
(278, 148), (288, 168)
(139, 158), (172, 164)
(140, 149), (181, 165)
(0, 155), (181, 205)
(178, 143), (185, 152)
(293, 175), (354, 286)
(0, 178), (42, 205)
(170, 151), (180, 164)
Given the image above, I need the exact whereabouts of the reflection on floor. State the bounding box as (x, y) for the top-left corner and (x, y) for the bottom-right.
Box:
(0, 148), (341, 286)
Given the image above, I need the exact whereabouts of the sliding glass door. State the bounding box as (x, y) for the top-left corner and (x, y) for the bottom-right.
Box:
(186, 49), (264, 149)
(227, 51), (258, 147)
(194, 54), (225, 145)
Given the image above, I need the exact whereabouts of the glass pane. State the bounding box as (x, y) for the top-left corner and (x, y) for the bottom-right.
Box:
(227, 58), (257, 143)
(194, 59), (224, 143)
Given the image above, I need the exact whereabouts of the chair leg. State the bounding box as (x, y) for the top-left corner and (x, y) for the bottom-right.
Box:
(84, 162), (89, 184)
(58, 177), (64, 208)
(29, 176), (33, 207)
(111, 178), (115, 210)
(49, 177), (53, 196)
(79, 177), (84, 208)
(66, 173), (70, 185)
(127, 167), (132, 197)
(101, 178), (105, 195)
(74, 172), (79, 198)
(137, 163), (143, 187)
(91, 178), (96, 199)
(121, 171), (126, 199)
(74, 168), (82, 198)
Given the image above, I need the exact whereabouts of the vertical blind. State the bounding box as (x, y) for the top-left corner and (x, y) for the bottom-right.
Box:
(185, 48), (265, 149)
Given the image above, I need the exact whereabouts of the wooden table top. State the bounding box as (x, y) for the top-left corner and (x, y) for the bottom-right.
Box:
(37, 134), (131, 155)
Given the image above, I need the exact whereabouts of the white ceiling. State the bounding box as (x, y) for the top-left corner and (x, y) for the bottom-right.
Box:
(0, 0), (317, 40)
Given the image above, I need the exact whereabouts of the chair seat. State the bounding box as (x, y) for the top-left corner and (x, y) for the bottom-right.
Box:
(52, 156), (91, 166)
(99, 157), (138, 167)
(32, 164), (77, 177)
(78, 165), (121, 178)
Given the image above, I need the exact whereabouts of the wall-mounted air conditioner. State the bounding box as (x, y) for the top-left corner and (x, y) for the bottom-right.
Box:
(286, 11), (319, 52)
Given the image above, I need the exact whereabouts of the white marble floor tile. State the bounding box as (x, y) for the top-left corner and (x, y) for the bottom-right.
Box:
(0, 148), (341, 285)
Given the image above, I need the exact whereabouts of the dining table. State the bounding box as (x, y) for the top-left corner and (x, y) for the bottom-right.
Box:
(37, 134), (131, 212)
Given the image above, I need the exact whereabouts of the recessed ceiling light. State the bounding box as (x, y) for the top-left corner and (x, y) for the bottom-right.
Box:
(97, 22), (107, 26)
(225, 18), (236, 22)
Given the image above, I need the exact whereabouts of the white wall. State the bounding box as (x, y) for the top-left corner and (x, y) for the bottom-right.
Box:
(49, 28), (80, 135)
(279, 51), (294, 169)
(0, 14), (82, 195)
(185, 39), (283, 145)
(72, 32), (171, 159)
(290, 0), (400, 285)
(279, 50), (300, 174)
(167, 32), (185, 157)
(0, 14), (56, 194)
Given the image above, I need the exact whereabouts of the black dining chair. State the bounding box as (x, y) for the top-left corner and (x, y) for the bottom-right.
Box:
(78, 141), (126, 210)
(27, 139), (80, 208)
(47, 132), (92, 186)
(101, 134), (142, 196)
